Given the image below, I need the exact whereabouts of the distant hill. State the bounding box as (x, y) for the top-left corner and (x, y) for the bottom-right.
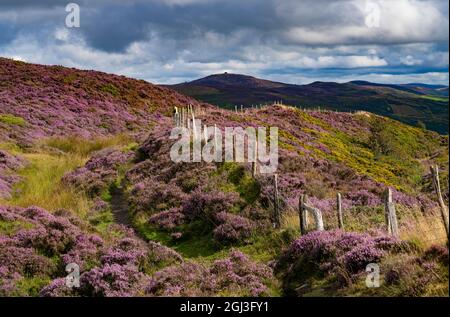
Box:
(168, 73), (449, 134)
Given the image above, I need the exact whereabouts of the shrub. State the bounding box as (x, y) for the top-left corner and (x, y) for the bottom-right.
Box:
(213, 212), (254, 244)
(63, 148), (133, 196)
(146, 250), (273, 297)
(129, 180), (186, 213)
(182, 188), (240, 222)
(275, 230), (405, 295)
(148, 207), (185, 231)
(80, 263), (149, 297)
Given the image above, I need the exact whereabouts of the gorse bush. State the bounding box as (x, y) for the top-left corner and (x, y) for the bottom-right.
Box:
(0, 114), (27, 127)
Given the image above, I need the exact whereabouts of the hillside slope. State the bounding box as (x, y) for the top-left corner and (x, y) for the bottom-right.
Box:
(168, 73), (449, 134)
(0, 61), (448, 297)
(0, 58), (205, 146)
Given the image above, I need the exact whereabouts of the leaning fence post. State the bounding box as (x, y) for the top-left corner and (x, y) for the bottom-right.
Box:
(430, 165), (449, 240)
(384, 188), (399, 237)
(273, 174), (280, 228)
(337, 192), (344, 230)
(299, 194), (308, 234)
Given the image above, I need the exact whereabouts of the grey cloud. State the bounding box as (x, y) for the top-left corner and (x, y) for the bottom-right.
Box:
(0, 0), (448, 85)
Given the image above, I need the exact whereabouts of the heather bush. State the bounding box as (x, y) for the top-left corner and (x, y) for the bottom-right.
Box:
(39, 278), (75, 297)
(213, 212), (254, 245)
(382, 252), (449, 296)
(0, 150), (25, 199)
(100, 238), (147, 267)
(0, 246), (56, 277)
(61, 234), (104, 271)
(182, 188), (240, 223)
(423, 245), (449, 266)
(80, 263), (150, 297)
(148, 207), (185, 231)
(146, 241), (183, 269)
(146, 250), (274, 297)
(129, 179), (187, 213)
(275, 230), (407, 295)
(63, 148), (133, 196)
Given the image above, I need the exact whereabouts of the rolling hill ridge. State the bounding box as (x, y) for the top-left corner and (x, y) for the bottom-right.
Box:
(168, 73), (449, 134)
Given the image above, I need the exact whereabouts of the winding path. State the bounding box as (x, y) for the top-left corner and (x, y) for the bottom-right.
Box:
(110, 185), (148, 243)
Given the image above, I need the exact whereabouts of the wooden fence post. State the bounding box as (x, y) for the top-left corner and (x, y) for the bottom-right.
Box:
(299, 194), (324, 233)
(430, 165), (449, 240)
(252, 138), (258, 177)
(337, 192), (344, 230)
(299, 194), (308, 234)
(384, 188), (399, 237)
(273, 174), (280, 228)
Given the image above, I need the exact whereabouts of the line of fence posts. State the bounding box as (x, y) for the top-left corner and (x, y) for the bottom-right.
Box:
(179, 104), (448, 242)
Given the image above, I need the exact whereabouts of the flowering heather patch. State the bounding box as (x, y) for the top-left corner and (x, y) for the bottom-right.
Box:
(148, 207), (186, 231)
(213, 212), (255, 244)
(38, 278), (74, 297)
(61, 234), (104, 271)
(147, 241), (183, 267)
(80, 263), (150, 297)
(0, 150), (25, 199)
(129, 179), (187, 213)
(275, 230), (409, 295)
(0, 205), (103, 295)
(0, 206), (104, 269)
(40, 239), (182, 297)
(0, 57), (204, 144)
(63, 148), (134, 196)
(182, 188), (240, 222)
(100, 238), (147, 266)
(146, 250), (273, 296)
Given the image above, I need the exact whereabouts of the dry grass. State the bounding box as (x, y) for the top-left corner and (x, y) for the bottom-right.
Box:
(281, 210), (300, 232)
(1, 152), (91, 217)
(399, 206), (448, 249)
(43, 133), (133, 156)
(0, 134), (134, 218)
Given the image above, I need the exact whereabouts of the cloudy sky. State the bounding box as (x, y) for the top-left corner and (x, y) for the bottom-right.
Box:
(0, 0), (448, 85)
